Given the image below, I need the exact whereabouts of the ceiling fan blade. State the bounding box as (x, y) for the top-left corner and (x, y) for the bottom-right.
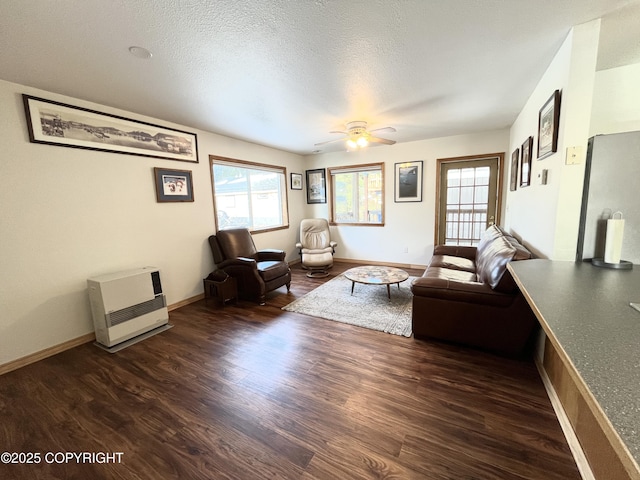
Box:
(314, 136), (347, 146)
(369, 136), (396, 145)
(328, 130), (348, 134)
(368, 126), (396, 134)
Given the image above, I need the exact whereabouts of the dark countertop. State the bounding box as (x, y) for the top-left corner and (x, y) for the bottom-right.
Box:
(508, 259), (640, 467)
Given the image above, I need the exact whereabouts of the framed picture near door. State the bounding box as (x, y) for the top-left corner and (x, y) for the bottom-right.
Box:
(537, 89), (561, 159)
(510, 148), (519, 191)
(394, 161), (423, 202)
(520, 137), (533, 187)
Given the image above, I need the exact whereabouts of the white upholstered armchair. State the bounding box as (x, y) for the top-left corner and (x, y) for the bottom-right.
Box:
(296, 218), (337, 277)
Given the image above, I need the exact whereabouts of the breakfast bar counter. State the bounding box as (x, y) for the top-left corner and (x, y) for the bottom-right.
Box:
(508, 259), (640, 480)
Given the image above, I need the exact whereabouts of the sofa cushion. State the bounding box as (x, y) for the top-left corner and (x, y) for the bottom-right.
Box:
(476, 233), (533, 293)
(422, 266), (478, 283)
(429, 255), (476, 273)
(432, 245), (477, 260)
(476, 225), (506, 254)
(476, 235), (517, 290)
(492, 235), (531, 292)
(411, 276), (517, 307)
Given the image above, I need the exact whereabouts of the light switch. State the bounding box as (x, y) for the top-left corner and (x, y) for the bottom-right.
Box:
(538, 169), (549, 185)
(566, 146), (583, 165)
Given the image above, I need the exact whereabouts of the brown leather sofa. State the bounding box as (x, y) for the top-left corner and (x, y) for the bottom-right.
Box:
(208, 228), (291, 305)
(411, 225), (538, 356)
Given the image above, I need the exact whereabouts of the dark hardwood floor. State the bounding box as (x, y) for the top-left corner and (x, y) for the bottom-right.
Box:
(0, 262), (581, 479)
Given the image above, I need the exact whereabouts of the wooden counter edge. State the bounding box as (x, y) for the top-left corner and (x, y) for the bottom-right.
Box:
(507, 262), (640, 480)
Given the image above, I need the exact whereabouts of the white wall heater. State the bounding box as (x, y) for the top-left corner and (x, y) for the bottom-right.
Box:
(87, 267), (170, 351)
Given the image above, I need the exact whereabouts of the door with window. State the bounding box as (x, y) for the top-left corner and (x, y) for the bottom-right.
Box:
(436, 154), (502, 246)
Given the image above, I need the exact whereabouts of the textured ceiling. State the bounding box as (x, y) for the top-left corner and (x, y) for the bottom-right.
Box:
(1, 0), (639, 155)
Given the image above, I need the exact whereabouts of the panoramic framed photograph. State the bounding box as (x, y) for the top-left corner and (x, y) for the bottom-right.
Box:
(290, 172), (303, 190)
(394, 161), (423, 202)
(510, 148), (519, 191)
(305, 168), (326, 204)
(520, 137), (533, 187)
(23, 94), (199, 162)
(537, 89), (561, 160)
(154, 167), (194, 202)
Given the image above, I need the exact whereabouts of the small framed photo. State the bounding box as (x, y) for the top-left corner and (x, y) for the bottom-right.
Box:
(306, 168), (326, 204)
(154, 167), (194, 202)
(394, 161), (423, 202)
(520, 137), (533, 187)
(510, 148), (519, 191)
(537, 90), (561, 160)
(290, 172), (303, 190)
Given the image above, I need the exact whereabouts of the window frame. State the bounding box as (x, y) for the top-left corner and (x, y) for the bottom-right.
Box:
(209, 155), (290, 234)
(328, 162), (385, 227)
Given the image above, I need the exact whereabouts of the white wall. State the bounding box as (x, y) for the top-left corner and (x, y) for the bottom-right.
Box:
(303, 129), (510, 266)
(590, 62), (640, 136)
(0, 79), (306, 367)
(505, 20), (601, 259)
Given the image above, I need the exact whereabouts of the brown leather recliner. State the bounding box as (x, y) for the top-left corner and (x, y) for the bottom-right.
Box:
(208, 228), (291, 305)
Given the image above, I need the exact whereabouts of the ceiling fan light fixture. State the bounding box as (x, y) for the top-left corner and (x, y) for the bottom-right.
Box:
(314, 120), (395, 149)
(356, 136), (369, 148)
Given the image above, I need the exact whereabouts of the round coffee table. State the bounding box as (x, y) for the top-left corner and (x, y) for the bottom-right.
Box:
(343, 266), (409, 300)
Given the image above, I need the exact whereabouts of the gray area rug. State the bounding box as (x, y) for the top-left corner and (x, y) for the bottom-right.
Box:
(282, 273), (417, 337)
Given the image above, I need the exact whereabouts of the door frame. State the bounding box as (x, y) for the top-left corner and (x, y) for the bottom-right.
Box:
(434, 152), (505, 246)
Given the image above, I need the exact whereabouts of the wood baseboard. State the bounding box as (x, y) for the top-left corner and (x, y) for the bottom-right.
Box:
(0, 295), (206, 376)
(168, 294), (204, 311)
(0, 332), (95, 376)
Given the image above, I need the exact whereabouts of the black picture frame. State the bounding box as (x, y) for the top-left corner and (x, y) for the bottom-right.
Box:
(520, 137), (533, 187)
(23, 94), (199, 162)
(510, 148), (519, 191)
(154, 167), (194, 202)
(305, 168), (326, 204)
(290, 172), (303, 190)
(394, 161), (423, 202)
(537, 89), (561, 160)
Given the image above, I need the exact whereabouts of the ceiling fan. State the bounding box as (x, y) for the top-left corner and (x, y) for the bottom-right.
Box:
(315, 121), (396, 149)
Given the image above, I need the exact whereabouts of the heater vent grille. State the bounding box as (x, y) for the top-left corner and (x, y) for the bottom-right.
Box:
(106, 295), (166, 327)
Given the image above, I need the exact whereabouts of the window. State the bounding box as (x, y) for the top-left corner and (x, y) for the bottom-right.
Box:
(210, 156), (289, 232)
(328, 163), (384, 225)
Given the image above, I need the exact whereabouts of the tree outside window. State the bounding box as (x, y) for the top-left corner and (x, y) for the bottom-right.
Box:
(329, 163), (384, 226)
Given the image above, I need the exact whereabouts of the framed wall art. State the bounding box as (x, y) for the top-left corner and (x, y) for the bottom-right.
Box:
(520, 137), (533, 187)
(510, 148), (519, 191)
(394, 161), (423, 202)
(537, 89), (561, 160)
(23, 94), (199, 162)
(290, 172), (303, 190)
(305, 168), (326, 204)
(154, 167), (194, 202)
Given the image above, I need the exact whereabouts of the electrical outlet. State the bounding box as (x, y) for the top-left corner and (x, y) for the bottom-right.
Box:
(403, 246), (409, 253)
